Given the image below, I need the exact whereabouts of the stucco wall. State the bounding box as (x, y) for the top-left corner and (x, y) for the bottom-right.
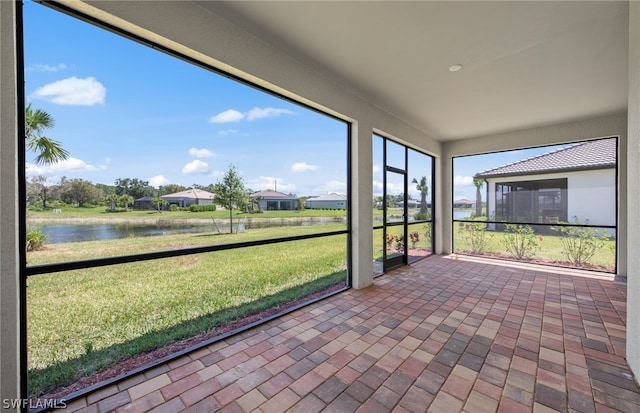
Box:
(626, 0), (640, 380)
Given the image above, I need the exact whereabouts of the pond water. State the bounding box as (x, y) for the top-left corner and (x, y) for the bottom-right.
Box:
(38, 219), (344, 244)
(453, 210), (473, 220)
(38, 224), (212, 244)
(36, 213), (472, 244)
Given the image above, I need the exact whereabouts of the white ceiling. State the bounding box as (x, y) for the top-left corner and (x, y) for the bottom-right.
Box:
(198, 1), (628, 141)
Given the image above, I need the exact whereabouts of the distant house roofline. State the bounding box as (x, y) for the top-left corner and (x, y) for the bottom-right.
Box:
(250, 189), (297, 200)
(161, 188), (215, 200)
(474, 137), (616, 179)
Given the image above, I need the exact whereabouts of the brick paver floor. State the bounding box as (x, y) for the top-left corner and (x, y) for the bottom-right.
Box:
(64, 255), (640, 412)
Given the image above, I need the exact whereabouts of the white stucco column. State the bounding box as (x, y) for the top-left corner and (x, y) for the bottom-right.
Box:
(1, 0), (23, 409)
(438, 147), (453, 254)
(626, 0), (640, 380)
(350, 120), (374, 289)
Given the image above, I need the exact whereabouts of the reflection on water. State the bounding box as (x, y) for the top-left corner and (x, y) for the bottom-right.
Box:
(37, 218), (345, 244)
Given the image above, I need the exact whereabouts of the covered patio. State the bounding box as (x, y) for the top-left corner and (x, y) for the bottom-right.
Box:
(64, 256), (638, 412)
(3, 1), (640, 411)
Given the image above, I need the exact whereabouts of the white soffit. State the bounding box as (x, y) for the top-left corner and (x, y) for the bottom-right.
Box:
(200, 1), (628, 141)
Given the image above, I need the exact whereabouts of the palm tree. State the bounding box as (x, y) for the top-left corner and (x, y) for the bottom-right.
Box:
(151, 197), (169, 213)
(25, 103), (69, 165)
(412, 176), (429, 217)
(119, 194), (134, 212)
(106, 194), (119, 212)
(473, 177), (484, 217)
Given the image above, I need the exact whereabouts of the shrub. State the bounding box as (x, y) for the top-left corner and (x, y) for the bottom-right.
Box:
(423, 222), (432, 239)
(169, 204), (180, 212)
(502, 224), (538, 259)
(409, 232), (420, 248)
(188, 204), (217, 212)
(27, 227), (48, 251)
(552, 217), (611, 266)
(385, 234), (404, 254)
(460, 221), (492, 254)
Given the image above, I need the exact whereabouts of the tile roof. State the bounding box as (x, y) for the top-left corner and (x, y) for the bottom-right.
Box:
(475, 137), (616, 178)
(307, 193), (347, 202)
(250, 189), (297, 199)
(161, 189), (215, 200)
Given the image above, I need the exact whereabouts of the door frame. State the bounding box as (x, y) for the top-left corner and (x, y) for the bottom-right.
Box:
(383, 165), (408, 271)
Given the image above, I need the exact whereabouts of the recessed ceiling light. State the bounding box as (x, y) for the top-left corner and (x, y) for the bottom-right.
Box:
(449, 64), (463, 72)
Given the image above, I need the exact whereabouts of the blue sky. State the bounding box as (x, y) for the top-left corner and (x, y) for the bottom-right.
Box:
(23, 2), (347, 197)
(24, 2), (568, 202)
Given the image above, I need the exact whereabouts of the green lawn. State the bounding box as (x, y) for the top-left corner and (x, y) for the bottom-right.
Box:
(453, 221), (616, 272)
(27, 226), (347, 398)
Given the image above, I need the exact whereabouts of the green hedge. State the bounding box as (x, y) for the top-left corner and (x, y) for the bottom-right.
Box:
(189, 204), (217, 212)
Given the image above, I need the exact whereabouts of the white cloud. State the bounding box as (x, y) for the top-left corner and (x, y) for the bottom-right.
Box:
(188, 148), (216, 159)
(291, 162), (319, 173)
(218, 129), (239, 136)
(372, 180), (383, 195)
(182, 160), (210, 174)
(246, 107), (294, 121)
(31, 76), (106, 106)
(454, 175), (474, 185)
(27, 63), (67, 72)
(209, 107), (295, 124)
(247, 176), (296, 192)
(371, 179), (403, 196)
(209, 109), (244, 123)
(372, 164), (381, 174)
(149, 175), (171, 188)
(386, 180), (404, 196)
(25, 157), (104, 176)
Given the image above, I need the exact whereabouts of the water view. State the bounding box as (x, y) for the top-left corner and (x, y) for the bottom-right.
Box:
(37, 218), (347, 244)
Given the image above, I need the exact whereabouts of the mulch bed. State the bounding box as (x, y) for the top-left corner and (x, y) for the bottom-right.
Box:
(456, 250), (615, 273)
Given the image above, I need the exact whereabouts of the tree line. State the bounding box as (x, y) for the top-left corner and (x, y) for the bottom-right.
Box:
(27, 176), (224, 210)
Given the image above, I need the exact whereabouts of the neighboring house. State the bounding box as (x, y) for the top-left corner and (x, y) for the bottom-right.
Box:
(250, 189), (298, 211)
(474, 138), (616, 227)
(305, 193), (347, 209)
(397, 200), (419, 209)
(133, 196), (155, 210)
(161, 189), (215, 208)
(453, 199), (475, 208)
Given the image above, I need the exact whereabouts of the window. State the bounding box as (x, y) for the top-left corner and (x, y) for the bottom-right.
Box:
(495, 179), (567, 223)
(23, 2), (350, 400)
(372, 134), (434, 275)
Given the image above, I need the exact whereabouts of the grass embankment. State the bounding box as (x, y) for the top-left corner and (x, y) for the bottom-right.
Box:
(27, 225), (347, 398)
(27, 206), (347, 221)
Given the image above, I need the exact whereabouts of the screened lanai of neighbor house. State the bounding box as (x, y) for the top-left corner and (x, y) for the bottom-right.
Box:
(1, 1), (639, 412)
